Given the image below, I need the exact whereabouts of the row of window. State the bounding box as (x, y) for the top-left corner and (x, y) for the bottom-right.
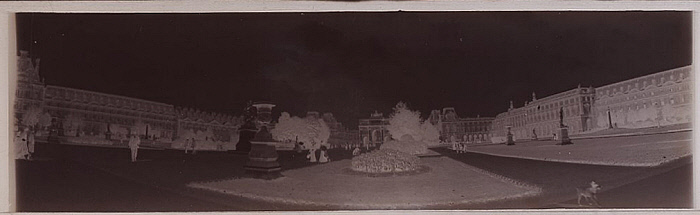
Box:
(528, 95), (590, 113)
(46, 100), (174, 122)
(600, 93), (691, 113)
(442, 124), (490, 133)
(15, 88), (42, 100)
(597, 83), (690, 106)
(46, 87), (174, 115)
(501, 104), (583, 128)
(48, 108), (176, 130)
(598, 70), (689, 97)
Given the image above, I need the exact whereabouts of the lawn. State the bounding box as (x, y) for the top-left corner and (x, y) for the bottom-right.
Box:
(189, 156), (541, 209)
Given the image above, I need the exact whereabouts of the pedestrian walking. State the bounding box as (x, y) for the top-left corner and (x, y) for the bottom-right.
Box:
(191, 138), (197, 154)
(129, 135), (140, 162)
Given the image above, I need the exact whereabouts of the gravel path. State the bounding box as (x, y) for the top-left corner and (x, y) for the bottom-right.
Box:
(431, 147), (691, 209)
(463, 131), (690, 167)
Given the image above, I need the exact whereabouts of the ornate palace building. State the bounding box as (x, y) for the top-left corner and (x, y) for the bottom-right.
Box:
(43, 85), (177, 141)
(13, 51), (242, 150)
(428, 108), (494, 143)
(592, 65), (692, 129)
(490, 65), (692, 142)
(491, 87), (596, 141)
(175, 107), (243, 143)
(13, 51), (44, 125)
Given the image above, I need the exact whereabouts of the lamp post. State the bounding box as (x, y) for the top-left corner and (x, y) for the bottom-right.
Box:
(607, 107), (613, 129)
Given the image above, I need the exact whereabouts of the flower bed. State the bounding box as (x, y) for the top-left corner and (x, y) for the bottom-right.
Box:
(351, 149), (421, 173)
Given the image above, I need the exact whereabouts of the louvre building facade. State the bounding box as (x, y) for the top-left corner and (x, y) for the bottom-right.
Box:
(13, 51), (243, 150)
(490, 65), (692, 142)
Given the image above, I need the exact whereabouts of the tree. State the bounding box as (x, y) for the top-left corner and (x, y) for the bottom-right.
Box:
(21, 106), (43, 130)
(419, 121), (440, 143)
(271, 112), (331, 149)
(63, 114), (84, 136)
(38, 112), (52, 130)
(386, 102), (436, 142)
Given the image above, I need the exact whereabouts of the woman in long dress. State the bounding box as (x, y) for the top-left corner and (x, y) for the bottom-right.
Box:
(129, 135), (140, 162)
(307, 148), (317, 162)
(318, 145), (329, 163)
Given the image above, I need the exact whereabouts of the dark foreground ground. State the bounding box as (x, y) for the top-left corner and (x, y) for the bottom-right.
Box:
(15, 142), (691, 212)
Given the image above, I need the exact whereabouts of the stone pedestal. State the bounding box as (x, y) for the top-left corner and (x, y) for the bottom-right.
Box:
(235, 120), (257, 153)
(556, 127), (573, 145)
(244, 127), (282, 179)
(506, 133), (515, 145)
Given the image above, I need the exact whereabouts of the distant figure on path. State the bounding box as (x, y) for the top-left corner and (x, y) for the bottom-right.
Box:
(129, 135), (140, 162)
(553, 133), (558, 141)
(191, 138), (197, 154)
(185, 138), (192, 154)
(27, 129), (35, 160)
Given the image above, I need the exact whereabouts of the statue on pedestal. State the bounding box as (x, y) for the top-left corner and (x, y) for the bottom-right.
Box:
(235, 101), (258, 153)
(557, 107), (573, 145)
(506, 126), (515, 145)
(559, 107), (565, 127)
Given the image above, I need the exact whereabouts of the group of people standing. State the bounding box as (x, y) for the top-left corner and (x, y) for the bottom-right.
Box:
(15, 127), (35, 160)
(306, 145), (330, 163)
(452, 142), (467, 153)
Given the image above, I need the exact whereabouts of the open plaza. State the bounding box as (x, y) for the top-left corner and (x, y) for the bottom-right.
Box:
(16, 125), (692, 211)
(11, 12), (693, 212)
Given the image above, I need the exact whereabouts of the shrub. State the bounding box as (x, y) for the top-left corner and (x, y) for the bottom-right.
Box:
(351, 149), (420, 173)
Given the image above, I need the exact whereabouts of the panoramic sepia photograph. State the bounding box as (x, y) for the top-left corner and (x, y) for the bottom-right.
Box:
(12, 12), (692, 211)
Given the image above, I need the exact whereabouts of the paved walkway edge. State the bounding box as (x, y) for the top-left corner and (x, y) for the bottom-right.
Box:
(570, 128), (692, 141)
(462, 149), (691, 167)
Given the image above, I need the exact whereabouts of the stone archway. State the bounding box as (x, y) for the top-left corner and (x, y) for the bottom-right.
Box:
(371, 129), (381, 142)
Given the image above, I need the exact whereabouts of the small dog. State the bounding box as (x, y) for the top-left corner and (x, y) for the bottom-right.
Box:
(576, 181), (602, 206)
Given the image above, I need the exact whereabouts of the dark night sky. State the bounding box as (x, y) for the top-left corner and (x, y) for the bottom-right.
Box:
(15, 12), (692, 128)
